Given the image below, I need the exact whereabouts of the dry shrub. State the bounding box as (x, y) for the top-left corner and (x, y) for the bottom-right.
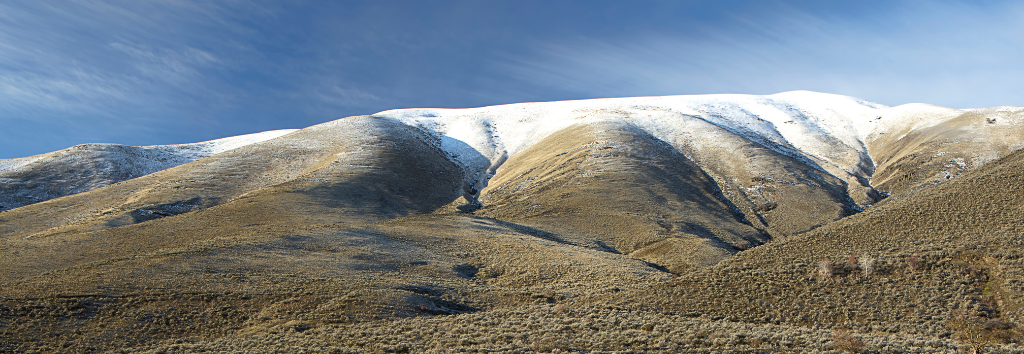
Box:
(530, 334), (570, 353)
(968, 265), (987, 280)
(858, 255), (875, 277)
(818, 258), (834, 281)
(831, 328), (864, 353)
(947, 309), (1013, 354)
(906, 255), (921, 272)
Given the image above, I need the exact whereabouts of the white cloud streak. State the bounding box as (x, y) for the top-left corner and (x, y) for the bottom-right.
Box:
(0, 0), (386, 126)
(108, 42), (222, 85)
(0, 0), (265, 122)
(496, 1), (1024, 108)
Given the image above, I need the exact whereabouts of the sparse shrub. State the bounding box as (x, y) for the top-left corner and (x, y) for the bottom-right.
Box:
(845, 255), (858, 271)
(858, 255), (875, 277)
(543, 288), (556, 299)
(530, 334), (570, 353)
(906, 255), (921, 272)
(948, 309), (1009, 354)
(831, 328), (864, 353)
(968, 265), (987, 280)
(818, 258), (834, 281)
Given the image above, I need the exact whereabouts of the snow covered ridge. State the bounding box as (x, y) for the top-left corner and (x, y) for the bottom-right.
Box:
(373, 90), (955, 200)
(0, 129), (297, 174)
(0, 129), (297, 211)
(0, 91), (988, 212)
(131, 128), (300, 167)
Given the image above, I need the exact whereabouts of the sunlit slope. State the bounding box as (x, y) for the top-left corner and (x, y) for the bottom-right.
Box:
(0, 129), (295, 211)
(0, 213), (666, 352)
(0, 116), (465, 280)
(44, 137), (1024, 353)
(868, 106), (1024, 197)
(0, 204), (665, 351)
(3, 92), (1024, 353)
(477, 118), (862, 265)
(616, 147), (1024, 337)
(0, 118), (425, 240)
(475, 120), (856, 273)
(479, 122), (760, 272)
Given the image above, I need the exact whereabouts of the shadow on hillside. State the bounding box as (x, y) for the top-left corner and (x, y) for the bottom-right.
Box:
(471, 215), (581, 248)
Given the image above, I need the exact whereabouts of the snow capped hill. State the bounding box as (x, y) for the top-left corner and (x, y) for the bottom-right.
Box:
(374, 91), (894, 206)
(7, 91), (1024, 353)
(0, 129), (297, 175)
(376, 91), (880, 173)
(3, 90), (1019, 227)
(0, 129), (296, 210)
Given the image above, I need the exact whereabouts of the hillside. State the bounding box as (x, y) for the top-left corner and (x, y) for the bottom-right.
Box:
(607, 145), (1024, 351)
(98, 129), (1024, 354)
(2, 91), (1024, 353)
(867, 106), (1024, 199)
(0, 129), (295, 211)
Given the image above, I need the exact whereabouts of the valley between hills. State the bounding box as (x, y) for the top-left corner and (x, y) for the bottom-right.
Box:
(2, 91), (1024, 353)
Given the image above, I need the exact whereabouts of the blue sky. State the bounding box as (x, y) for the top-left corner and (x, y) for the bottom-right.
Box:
(1, 0), (1022, 158)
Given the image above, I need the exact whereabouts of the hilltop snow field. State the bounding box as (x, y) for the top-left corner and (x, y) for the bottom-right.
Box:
(374, 91), (951, 196)
(0, 129), (297, 175)
(128, 129), (300, 172)
(0, 129), (297, 210)
(1, 91), (981, 212)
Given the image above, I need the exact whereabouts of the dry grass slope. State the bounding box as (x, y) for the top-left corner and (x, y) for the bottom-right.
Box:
(477, 121), (764, 272)
(3, 111), (1024, 353)
(613, 147), (1024, 351)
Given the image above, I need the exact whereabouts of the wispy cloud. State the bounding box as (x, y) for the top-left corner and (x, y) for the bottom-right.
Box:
(2, 0), (1022, 159)
(0, 68), (133, 115)
(109, 42), (221, 82)
(494, 1), (1024, 108)
(0, 1), (260, 122)
(325, 85), (382, 106)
